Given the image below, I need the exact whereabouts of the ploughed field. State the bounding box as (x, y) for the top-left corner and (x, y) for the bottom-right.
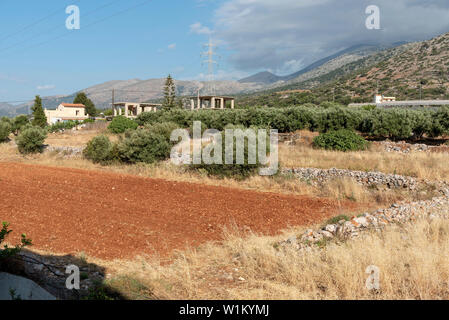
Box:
(0, 162), (362, 260)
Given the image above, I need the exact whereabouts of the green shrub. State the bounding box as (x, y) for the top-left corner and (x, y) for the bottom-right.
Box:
(15, 125), (47, 154)
(0, 222), (32, 261)
(117, 129), (171, 164)
(48, 120), (79, 133)
(325, 215), (350, 225)
(360, 109), (414, 139)
(83, 135), (114, 164)
(0, 121), (11, 142)
(11, 115), (29, 135)
(144, 121), (180, 142)
(191, 126), (270, 179)
(313, 130), (369, 152)
(136, 105), (449, 140)
(109, 116), (138, 134)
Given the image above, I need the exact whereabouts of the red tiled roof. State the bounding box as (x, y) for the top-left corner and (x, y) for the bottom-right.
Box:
(61, 103), (86, 108)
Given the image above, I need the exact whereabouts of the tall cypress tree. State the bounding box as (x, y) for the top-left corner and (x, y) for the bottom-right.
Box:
(162, 75), (176, 110)
(74, 92), (97, 117)
(31, 95), (47, 128)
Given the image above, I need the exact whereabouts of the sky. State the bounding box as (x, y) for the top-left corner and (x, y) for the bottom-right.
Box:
(1, 0), (449, 103)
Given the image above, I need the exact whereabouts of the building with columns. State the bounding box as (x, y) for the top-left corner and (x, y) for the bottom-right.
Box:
(190, 96), (235, 110)
(113, 102), (162, 118)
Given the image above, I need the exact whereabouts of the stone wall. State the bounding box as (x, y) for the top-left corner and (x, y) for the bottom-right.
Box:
(282, 167), (418, 190)
(279, 189), (449, 252)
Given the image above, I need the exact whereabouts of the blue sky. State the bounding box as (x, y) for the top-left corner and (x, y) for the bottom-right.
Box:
(0, 0), (228, 102)
(2, 0), (449, 103)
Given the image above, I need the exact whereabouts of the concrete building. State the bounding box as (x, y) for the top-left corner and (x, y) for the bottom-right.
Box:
(189, 95), (235, 110)
(374, 94), (396, 104)
(349, 93), (449, 108)
(44, 103), (89, 125)
(113, 102), (162, 118)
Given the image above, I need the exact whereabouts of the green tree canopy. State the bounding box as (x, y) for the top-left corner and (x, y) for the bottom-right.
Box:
(162, 74), (177, 110)
(31, 95), (47, 128)
(12, 115), (30, 135)
(74, 92), (97, 117)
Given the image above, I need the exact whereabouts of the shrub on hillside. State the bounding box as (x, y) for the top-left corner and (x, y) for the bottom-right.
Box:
(83, 135), (114, 164)
(117, 129), (171, 164)
(313, 130), (369, 152)
(0, 121), (11, 142)
(108, 116), (138, 134)
(15, 125), (47, 154)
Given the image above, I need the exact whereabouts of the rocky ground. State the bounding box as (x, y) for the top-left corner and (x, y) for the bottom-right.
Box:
(279, 186), (449, 251)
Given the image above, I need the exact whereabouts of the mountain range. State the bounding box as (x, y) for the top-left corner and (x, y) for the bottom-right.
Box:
(2, 32), (448, 117)
(238, 43), (405, 85)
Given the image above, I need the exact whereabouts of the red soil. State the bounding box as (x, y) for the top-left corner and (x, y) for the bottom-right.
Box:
(0, 162), (362, 260)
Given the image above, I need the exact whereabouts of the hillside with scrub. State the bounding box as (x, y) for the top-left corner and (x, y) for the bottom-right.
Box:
(239, 31), (449, 107)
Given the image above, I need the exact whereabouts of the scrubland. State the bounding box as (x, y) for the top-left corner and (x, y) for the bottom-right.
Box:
(1, 127), (449, 300)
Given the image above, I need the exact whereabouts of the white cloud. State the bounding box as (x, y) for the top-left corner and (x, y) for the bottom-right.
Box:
(190, 22), (213, 35)
(201, 0), (449, 73)
(194, 69), (251, 81)
(168, 43), (177, 49)
(37, 84), (55, 90)
(276, 59), (304, 76)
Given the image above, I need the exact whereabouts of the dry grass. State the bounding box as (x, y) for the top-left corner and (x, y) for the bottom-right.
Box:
(89, 217), (449, 300)
(45, 128), (117, 147)
(279, 142), (449, 181)
(2, 129), (448, 300)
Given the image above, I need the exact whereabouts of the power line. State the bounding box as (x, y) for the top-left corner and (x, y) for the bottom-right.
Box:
(0, 88), (160, 104)
(0, 0), (154, 57)
(201, 37), (219, 96)
(0, 0), (82, 43)
(0, 0), (123, 55)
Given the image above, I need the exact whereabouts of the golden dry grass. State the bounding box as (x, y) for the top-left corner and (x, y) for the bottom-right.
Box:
(45, 129), (117, 147)
(2, 129), (449, 300)
(279, 142), (449, 181)
(84, 217), (449, 300)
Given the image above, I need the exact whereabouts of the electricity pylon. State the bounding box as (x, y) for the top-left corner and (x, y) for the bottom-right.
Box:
(201, 37), (219, 96)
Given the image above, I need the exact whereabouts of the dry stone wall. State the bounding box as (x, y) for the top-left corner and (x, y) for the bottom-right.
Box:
(279, 189), (449, 252)
(282, 167), (418, 190)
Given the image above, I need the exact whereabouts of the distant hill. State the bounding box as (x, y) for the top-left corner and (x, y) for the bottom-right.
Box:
(5, 35), (444, 116)
(238, 43), (405, 86)
(295, 31), (449, 103)
(0, 102), (29, 118)
(334, 32), (449, 102)
(236, 34), (449, 106)
(3, 79), (265, 114)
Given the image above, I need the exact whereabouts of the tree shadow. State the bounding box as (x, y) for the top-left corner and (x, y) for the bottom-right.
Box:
(1, 249), (126, 300)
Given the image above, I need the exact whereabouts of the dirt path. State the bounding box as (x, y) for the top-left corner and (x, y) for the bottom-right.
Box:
(0, 162), (363, 260)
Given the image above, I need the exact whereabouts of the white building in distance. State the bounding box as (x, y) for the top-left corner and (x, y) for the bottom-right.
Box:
(44, 103), (89, 125)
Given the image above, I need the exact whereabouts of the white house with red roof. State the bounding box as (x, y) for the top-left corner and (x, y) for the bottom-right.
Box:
(44, 103), (89, 125)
